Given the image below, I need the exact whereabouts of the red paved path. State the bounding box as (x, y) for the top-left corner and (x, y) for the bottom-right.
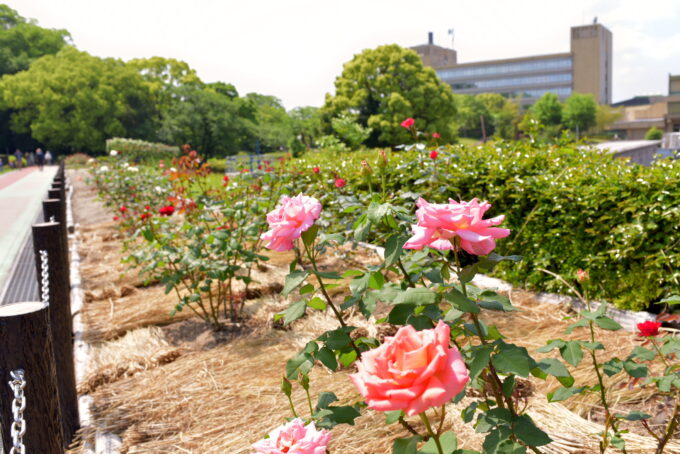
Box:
(0, 168), (37, 190)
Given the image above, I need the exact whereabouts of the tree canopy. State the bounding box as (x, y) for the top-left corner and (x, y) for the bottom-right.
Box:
(530, 93), (563, 127)
(322, 44), (457, 146)
(563, 93), (597, 134)
(0, 47), (155, 152)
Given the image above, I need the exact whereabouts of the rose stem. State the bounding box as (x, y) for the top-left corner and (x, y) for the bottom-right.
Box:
(419, 411), (444, 454)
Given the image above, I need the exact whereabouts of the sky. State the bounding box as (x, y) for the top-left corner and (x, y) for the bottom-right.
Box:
(7, 0), (680, 110)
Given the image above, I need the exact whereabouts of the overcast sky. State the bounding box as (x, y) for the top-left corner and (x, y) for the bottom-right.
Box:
(7, 0), (680, 110)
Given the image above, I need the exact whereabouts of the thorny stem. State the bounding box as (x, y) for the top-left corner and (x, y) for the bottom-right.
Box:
(398, 258), (416, 288)
(398, 416), (420, 437)
(419, 412), (444, 454)
(650, 338), (671, 369)
(656, 400), (679, 454)
(437, 405), (446, 435)
(304, 385), (314, 416)
(303, 243), (363, 359)
(287, 394), (299, 418)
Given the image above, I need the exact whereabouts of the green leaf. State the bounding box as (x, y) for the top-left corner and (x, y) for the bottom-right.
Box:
(565, 318), (589, 334)
(282, 270), (309, 296)
(628, 346), (656, 361)
(388, 304), (417, 325)
(513, 414), (551, 446)
(462, 402), (478, 423)
(385, 410), (403, 424)
(315, 391), (338, 410)
(616, 411), (651, 421)
(285, 352), (314, 379)
(283, 299), (306, 325)
(496, 440), (527, 454)
(324, 405), (361, 425)
(369, 271), (385, 290)
(502, 375), (516, 398)
(468, 345), (493, 380)
(581, 342), (605, 351)
(659, 295), (680, 306)
(536, 340), (565, 353)
(478, 291), (517, 312)
(444, 288), (480, 313)
(492, 343), (533, 378)
(354, 214), (371, 241)
(319, 328), (353, 350)
(307, 296), (327, 310)
(623, 360), (648, 378)
(339, 349), (357, 367)
(603, 358), (623, 376)
(476, 408), (514, 433)
(560, 341), (583, 367)
(610, 436), (625, 450)
(315, 347), (338, 370)
(384, 234), (406, 268)
(535, 358), (574, 387)
(393, 436), (422, 454)
(419, 431), (457, 454)
(481, 426), (512, 452)
(342, 269), (364, 278)
(299, 284), (315, 295)
(547, 386), (585, 402)
(594, 316), (622, 331)
(300, 224), (319, 247)
(393, 288), (437, 305)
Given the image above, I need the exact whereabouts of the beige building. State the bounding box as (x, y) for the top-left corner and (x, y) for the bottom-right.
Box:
(412, 23), (613, 106)
(608, 75), (680, 139)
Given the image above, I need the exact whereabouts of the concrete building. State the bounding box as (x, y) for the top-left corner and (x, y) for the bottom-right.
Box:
(412, 23), (613, 106)
(608, 75), (680, 140)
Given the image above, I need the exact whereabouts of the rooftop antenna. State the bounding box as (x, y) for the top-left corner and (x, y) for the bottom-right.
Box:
(593, 16), (598, 24)
(448, 28), (454, 49)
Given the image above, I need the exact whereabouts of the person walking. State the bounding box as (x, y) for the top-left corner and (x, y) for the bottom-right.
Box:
(45, 150), (53, 166)
(36, 147), (45, 171)
(13, 149), (22, 169)
(27, 151), (35, 167)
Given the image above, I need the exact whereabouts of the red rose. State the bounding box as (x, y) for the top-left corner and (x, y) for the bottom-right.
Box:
(637, 321), (661, 337)
(334, 178), (346, 188)
(119, 206), (127, 213)
(312, 166), (320, 174)
(140, 212), (152, 221)
(576, 269), (589, 283)
(223, 175), (230, 186)
(400, 118), (415, 129)
(159, 205), (175, 216)
(432, 132), (441, 139)
(113, 216), (119, 221)
(429, 150), (438, 160)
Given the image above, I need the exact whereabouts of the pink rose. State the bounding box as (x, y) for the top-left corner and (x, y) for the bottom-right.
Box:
(334, 178), (346, 188)
(251, 418), (331, 454)
(312, 166), (320, 174)
(261, 194), (322, 251)
(401, 117), (415, 129)
(432, 132), (441, 139)
(576, 269), (589, 283)
(403, 197), (510, 255)
(350, 321), (468, 416)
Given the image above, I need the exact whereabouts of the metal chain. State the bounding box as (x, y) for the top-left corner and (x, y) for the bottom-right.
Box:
(8, 370), (26, 454)
(39, 250), (49, 304)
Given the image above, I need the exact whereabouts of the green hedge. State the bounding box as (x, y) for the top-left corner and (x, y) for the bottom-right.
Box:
(105, 138), (179, 163)
(296, 140), (680, 311)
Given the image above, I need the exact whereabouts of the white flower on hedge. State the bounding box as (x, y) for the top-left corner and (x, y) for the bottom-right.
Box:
(110, 150), (118, 156)
(154, 186), (163, 194)
(99, 165), (109, 172)
(128, 166), (139, 172)
(170, 167), (177, 172)
(88, 158), (95, 164)
(122, 162), (129, 168)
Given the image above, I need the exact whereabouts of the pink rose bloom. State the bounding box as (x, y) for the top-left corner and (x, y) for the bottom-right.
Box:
(251, 418), (331, 454)
(261, 194), (322, 251)
(350, 321), (468, 416)
(401, 117), (415, 128)
(334, 178), (346, 188)
(403, 197), (510, 256)
(432, 132), (441, 139)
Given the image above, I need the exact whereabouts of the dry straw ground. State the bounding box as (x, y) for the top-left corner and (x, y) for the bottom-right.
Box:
(67, 170), (678, 454)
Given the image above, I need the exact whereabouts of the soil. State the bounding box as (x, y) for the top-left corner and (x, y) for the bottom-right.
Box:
(67, 168), (679, 453)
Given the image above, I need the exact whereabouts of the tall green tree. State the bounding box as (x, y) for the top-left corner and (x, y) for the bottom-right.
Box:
(323, 44), (457, 146)
(455, 94), (490, 138)
(245, 93), (292, 153)
(563, 93), (597, 135)
(289, 106), (322, 148)
(0, 47), (155, 153)
(530, 92), (563, 127)
(476, 93), (519, 139)
(158, 83), (255, 157)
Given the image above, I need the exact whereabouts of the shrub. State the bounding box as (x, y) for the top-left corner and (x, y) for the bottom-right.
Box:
(106, 137), (179, 163)
(645, 126), (663, 140)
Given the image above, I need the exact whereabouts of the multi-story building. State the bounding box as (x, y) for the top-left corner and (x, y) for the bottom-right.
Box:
(412, 23), (613, 106)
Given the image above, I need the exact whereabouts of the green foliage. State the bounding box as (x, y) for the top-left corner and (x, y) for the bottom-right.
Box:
(105, 137), (179, 162)
(0, 4), (71, 76)
(323, 44), (457, 146)
(289, 106), (322, 148)
(530, 93), (562, 127)
(245, 93), (293, 153)
(563, 93), (597, 134)
(644, 126), (663, 141)
(456, 94), (519, 140)
(330, 113), (372, 148)
(0, 47), (156, 153)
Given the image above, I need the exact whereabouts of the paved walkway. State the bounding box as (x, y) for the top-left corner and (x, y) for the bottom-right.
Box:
(0, 166), (58, 296)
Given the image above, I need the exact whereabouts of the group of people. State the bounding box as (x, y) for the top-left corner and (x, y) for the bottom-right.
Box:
(6, 148), (53, 171)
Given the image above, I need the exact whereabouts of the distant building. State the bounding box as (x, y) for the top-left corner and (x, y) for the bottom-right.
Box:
(608, 74), (680, 140)
(412, 23), (613, 106)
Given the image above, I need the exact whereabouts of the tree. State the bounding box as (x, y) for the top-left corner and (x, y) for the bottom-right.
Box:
(455, 94), (490, 139)
(530, 93), (562, 127)
(594, 104), (622, 133)
(563, 93), (597, 135)
(0, 5), (71, 77)
(158, 83), (254, 157)
(289, 106), (322, 148)
(323, 44), (457, 146)
(245, 93), (292, 153)
(476, 93), (520, 139)
(644, 126), (663, 140)
(0, 47), (155, 153)
(331, 113), (371, 149)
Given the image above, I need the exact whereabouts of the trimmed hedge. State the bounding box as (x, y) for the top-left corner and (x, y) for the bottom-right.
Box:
(105, 138), (179, 163)
(296, 139), (680, 311)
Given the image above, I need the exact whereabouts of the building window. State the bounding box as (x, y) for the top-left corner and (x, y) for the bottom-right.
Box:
(449, 72), (572, 90)
(436, 57), (572, 80)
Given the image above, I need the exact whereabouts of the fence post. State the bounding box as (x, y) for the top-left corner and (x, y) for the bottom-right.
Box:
(32, 222), (79, 444)
(43, 198), (70, 272)
(0, 301), (64, 453)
